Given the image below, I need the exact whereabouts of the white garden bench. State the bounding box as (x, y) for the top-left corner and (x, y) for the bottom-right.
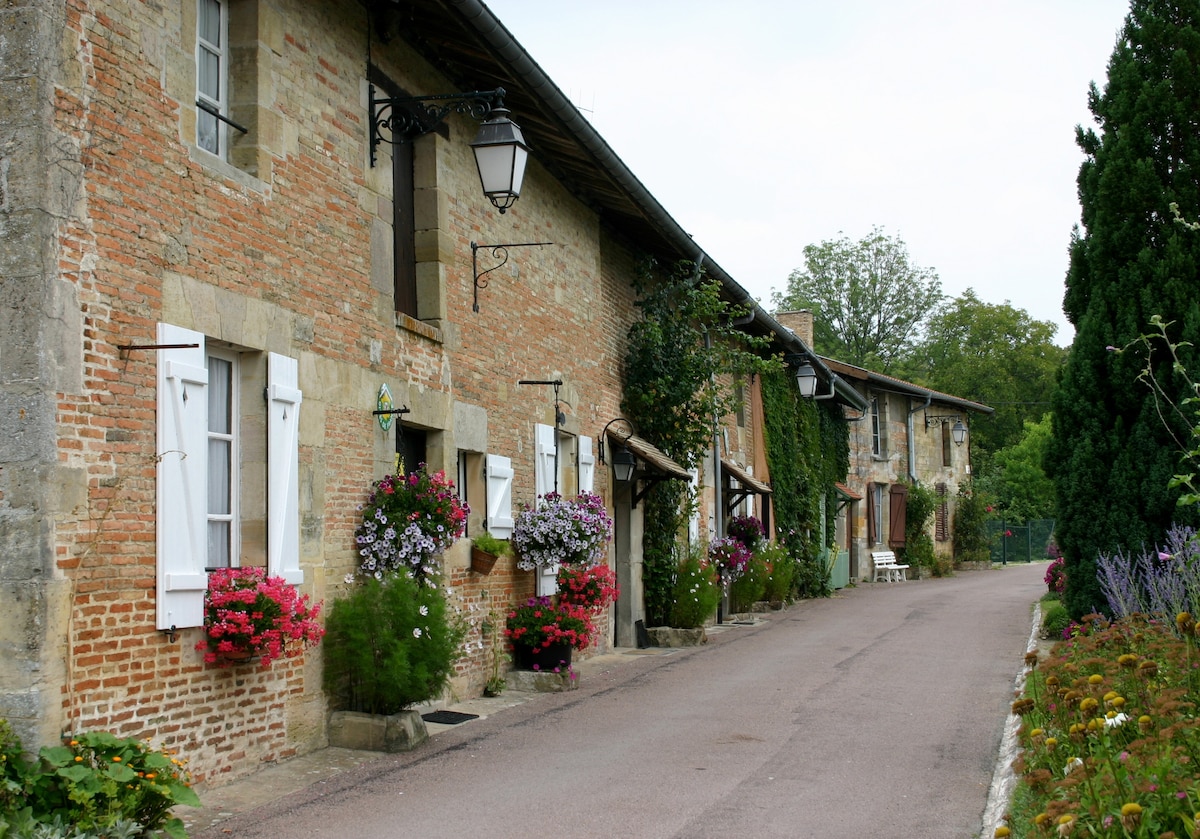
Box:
(871, 550), (909, 582)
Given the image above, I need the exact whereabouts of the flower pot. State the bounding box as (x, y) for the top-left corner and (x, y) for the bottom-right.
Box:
(216, 647), (259, 665)
(470, 546), (499, 575)
(513, 641), (573, 671)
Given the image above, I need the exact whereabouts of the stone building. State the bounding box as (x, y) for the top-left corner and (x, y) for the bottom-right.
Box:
(1, 0), (858, 784)
(775, 312), (991, 581)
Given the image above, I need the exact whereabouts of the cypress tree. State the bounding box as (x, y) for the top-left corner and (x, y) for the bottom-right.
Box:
(1049, 0), (1200, 619)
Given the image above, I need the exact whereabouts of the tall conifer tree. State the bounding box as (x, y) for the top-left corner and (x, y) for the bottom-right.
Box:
(1049, 0), (1200, 618)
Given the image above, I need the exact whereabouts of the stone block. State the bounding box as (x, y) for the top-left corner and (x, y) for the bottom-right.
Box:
(508, 669), (579, 693)
(326, 710), (428, 753)
(646, 626), (707, 647)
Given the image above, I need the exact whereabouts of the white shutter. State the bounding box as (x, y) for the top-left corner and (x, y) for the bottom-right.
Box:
(485, 454), (514, 538)
(267, 353), (303, 584)
(156, 323), (208, 630)
(578, 435), (596, 494)
(535, 423), (557, 498)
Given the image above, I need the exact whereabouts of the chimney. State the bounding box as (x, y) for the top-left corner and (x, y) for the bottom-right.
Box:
(775, 309), (814, 349)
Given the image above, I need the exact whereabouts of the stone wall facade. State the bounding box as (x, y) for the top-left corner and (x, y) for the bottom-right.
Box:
(3, 0), (712, 785)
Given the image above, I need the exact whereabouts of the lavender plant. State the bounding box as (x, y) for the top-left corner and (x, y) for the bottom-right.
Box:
(1098, 525), (1200, 626)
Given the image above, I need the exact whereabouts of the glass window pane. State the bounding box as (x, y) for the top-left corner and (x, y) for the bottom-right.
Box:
(198, 47), (220, 101)
(208, 438), (231, 515)
(207, 356), (231, 434)
(198, 111), (218, 154)
(198, 0), (221, 47)
(208, 521), (230, 568)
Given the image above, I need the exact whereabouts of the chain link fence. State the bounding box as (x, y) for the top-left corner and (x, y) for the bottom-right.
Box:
(985, 519), (1055, 564)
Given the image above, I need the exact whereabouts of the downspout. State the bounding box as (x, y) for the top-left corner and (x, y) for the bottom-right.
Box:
(907, 392), (932, 483)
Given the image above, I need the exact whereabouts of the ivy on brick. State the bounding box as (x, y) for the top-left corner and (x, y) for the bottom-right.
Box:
(622, 259), (772, 625)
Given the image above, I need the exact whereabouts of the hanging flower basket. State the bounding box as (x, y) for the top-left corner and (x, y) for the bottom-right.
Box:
(355, 464), (469, 583)
(511, 492), (612, 571)
(196, 567), (324, 669)
(471, 546), (500, 575)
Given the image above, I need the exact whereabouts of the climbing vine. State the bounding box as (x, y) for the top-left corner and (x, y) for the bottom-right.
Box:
(622, 259), (773, 625)
(759, 366), (849, 597)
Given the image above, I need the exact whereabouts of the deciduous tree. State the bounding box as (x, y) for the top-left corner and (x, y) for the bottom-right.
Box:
(772, 227), (942, 373)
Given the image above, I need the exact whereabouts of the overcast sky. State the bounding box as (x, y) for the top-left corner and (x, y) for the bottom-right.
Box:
(484, 1), (1133, 346)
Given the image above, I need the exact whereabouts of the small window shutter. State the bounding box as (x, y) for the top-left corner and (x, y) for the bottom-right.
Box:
(866, 484), (877, 545)
(156, 323), (209, 630)
(535, 423), (557, 498)
(485, 454), (515, 538)
(578, 436), (596, 494)
(267, 353), (303, 584)
(888, 483), (908, 549)
(935, 482), (949, 542)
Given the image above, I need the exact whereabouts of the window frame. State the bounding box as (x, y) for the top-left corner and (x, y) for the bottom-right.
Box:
(196, 0), (229, 159)
(206, 347), (240, 570)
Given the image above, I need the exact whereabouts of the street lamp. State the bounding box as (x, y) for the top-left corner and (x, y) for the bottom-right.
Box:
(925, 414), (968, 447)
(369, 86), (530, 213)
(599, 418), (638, 482)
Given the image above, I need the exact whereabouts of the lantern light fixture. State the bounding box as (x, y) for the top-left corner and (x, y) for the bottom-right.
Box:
(925, 414), (968, 446)
(369, 85), (529, 214)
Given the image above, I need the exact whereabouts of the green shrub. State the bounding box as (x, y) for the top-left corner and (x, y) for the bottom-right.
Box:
(729, 550), (769, 612)
(0, 726), (198, 838)
(900, 482), (938, 573)
(952, 482), (992, 564)
(1040, 600), (1070, 639)
(760, 543), (795, 604)
(668, 543), (721, 629)
(323, 573), (466, 715)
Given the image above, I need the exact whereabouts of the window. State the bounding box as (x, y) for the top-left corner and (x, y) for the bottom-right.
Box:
(870, 396), (884, 457)
(206, 349), (238, 569)
(941, 422), (953, 467)
(868, 483), (884, 546)
(156, 323), (303, 630)
(196, 0), (228, 158)
(396, 425), (427, 476)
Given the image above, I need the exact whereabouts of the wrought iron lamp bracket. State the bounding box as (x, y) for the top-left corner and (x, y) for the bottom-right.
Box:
(471, 241), (553, 312)
(369, 85), (506, 166)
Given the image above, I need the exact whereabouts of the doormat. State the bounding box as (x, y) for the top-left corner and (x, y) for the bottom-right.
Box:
(421, 710), (479, 725)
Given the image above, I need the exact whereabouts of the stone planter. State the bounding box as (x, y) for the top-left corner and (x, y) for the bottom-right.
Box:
(645, 626), (707, 647)
(327, 709), (428, 753)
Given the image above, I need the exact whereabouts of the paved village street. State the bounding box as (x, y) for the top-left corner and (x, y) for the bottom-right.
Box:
(191, 562), (1044, 839)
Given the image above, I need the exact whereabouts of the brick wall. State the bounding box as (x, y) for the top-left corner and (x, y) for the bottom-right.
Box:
(12, 0), (662, 784)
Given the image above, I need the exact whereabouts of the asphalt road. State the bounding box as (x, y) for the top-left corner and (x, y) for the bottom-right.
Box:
(197, 562), (1044, 839)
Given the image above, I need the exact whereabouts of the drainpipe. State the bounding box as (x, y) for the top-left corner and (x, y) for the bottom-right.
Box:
(907, 392), (932, 483)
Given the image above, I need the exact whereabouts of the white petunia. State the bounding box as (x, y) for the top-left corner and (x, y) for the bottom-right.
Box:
(413, 627), (423, 638)
(419, 605), (429, 616)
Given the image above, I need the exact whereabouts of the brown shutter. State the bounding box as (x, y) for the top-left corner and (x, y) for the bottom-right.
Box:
(866, 484), (877, 544)
(888, 484), (908, 548)
(935, 482), (949, 542)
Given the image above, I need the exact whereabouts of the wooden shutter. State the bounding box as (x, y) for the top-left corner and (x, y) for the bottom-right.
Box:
(156, 323), (209, 630)
(485, 454), (515, 538)
(535, 423), (557, 498)
(888, 483), (908, 549)
(935, 482), (949, 542)
(866, 483), (877, 544)
(267, 352), (303, 584)
(578, 436), (596, 493)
